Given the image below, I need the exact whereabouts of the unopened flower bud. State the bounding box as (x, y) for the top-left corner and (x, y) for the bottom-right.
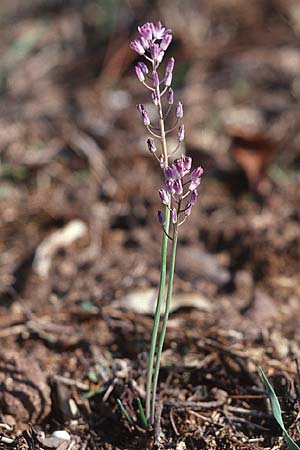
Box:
(137, 104), (145, 114)
(173, 179), (183, 195)
(164, 57), (175, 86)
(135, 65), (145, 82)
(190, 190), (198, 205)
(165, 179), (175, 194)
(151, 91), (158, 106)
(177, 124), (185, 142)
(191, 166), (204, 180)
(157, 210), (165, 225)
(152, 71), (159, 87)
(142, 110), (150, 126)
(167, 88), (174, 105)
(175, 101), (183, 118)
(137, 61), (149, 74)
(171, 207), (177, 224)
(158, 188), (169, 205)
(185, 202), (192, 216)
(161, 33), (172, 51)
(147, 137), (156, 153)
(130, 39), (145, 55)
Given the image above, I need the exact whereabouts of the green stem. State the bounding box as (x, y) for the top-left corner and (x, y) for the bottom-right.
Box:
(150, 228), (178, 424)
(145, 204), (170, 421)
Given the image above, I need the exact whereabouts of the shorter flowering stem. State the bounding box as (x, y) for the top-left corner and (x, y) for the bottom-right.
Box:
(150, 227), (178, 424)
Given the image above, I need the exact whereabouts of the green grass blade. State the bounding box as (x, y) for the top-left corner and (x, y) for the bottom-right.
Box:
(117, 399), (135, 426)
(260, 368), (300, 450)
(136, 397), (148, 429)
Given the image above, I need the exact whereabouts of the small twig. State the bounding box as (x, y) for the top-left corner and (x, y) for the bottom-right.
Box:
(53, 375), (89, 391)
(154, 401), (163, 446)
(169, 408), (179, 436)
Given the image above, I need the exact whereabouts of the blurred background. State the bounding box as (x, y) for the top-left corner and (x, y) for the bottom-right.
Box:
(0, 0), (299, 446)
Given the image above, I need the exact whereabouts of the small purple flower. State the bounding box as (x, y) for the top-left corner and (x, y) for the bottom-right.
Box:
(130, 39), (145, 55)
(153, 21), (169, 39)
(138, 22), (153, 40)
(140, 36), (150, 50)
(152, 71), (159, 87)
(158, 188), (169, 205)
(183, 156), (192, 173)
(174, 158), (185, 177)
(147, 137), (156, 153)
(157, 210), (165, 225)
(165, 179), (175, 194)
(171, 207), (177, 224)
(191, 166), (204, 181)
(167, 88), (174, 105)
(185, 202), (192, 216)
(190, 190), (198, 205)
(137, 104), (145, 114)
(164, 165), (177, 180)
(173, 179), (183, 195)
(177, 124), (185, 142)
(151, 91), (158, 106)
(142, 110), (150, 126)
(164, 57), (175, 86)
(161, 33), (172, 51)
(137, 61), (149, 74)
(135, 65), (145, 82)
(175, 101), (183, 118)
(189, 178), (201, 191)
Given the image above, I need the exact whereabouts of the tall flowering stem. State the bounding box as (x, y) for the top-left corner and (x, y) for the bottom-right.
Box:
(130, 21), (204, 427)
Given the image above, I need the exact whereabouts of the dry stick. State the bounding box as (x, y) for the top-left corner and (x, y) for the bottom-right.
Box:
(145, 79), (171, 422)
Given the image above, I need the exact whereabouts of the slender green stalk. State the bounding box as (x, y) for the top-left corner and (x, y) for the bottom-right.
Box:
(117, 399), (135, 426)
(136, 397), (148, 429)
(145, 82), (170, 422)
(150, 228), (178, 424)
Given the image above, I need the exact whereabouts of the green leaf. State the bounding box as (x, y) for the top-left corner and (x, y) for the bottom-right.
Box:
(136, 397), (148, 429)
(260, 368), (300, 450)
(117, 399), (135, 426)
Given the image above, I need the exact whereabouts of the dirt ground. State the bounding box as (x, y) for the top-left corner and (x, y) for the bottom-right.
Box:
(0, 1), (299, 449)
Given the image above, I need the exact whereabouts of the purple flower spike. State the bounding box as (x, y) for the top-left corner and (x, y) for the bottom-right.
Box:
(190, 190), (198, 205)
(137, 61), (148, 74)
(171, 208), (177, 224)
(189, 178), (201, 191)
(147, 137), (156, 153)
(183, 156), (192, 173)
(167, 88), (174, 105)
(177, 124), (185, 142)
(165, 180), (175, 194)
(173, 179), (183, 195)
(157, 210), (165, 225)
(161, 33), (172, 51)
(158, 188), (169, 205)
(152, 71), (159, 87)
(135, 65), (145, 82)
(130, 39), (145, 55)
(191, 166), (204, 180)
(164, 57), (175, 86)
(142, 110), (150, 126)
(175, 101), (183, 118)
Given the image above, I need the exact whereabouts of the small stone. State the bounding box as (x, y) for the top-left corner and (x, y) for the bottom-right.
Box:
(51, 430), (71, 441)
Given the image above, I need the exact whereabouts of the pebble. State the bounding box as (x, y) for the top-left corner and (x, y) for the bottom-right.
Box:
(51, 430), (71, 441)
